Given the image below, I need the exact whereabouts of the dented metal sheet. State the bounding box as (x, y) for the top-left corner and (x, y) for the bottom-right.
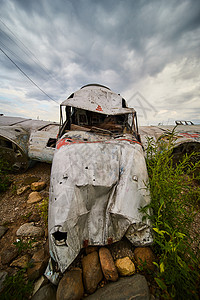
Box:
(28, 124), (59, 163)
(61, 85), (134, 115)
(48, 131), (152, 273)
(0, 115), (59, 171)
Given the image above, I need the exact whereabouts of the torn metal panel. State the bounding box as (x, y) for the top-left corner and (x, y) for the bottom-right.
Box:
(48, 131), (152, 273)
(28, 124), (59, 163)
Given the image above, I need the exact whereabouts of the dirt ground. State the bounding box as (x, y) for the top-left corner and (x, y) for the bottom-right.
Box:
(0, 162), (51, 273)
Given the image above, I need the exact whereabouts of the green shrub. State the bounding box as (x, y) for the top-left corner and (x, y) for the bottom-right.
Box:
(13, 238), (36, 254)
(141, 132), (200, 299)
(0, 269), (33, 300)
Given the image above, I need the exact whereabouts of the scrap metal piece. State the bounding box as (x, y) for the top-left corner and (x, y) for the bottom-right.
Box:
(0, 126), (29, 171)
(139, 124), (200, 159)
(0, 115), (59, 171)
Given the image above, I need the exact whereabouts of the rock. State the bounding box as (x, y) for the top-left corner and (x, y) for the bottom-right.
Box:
(32, 275), (49, 296)
(23, 176), (40, 185)
(27, 191), (43, 204)
(85, 246), (98, 255)
(28, 212), (41, 222)
(57, 268), (84, 300)
(0, 271), (8, 293)
(27, 261), (47, 281)
(31, 181), (46, 192)
(0, 225), (8, 239)
(85, 274), (149, 300)
(1, 245), (18, 265)
(82, 251), (103, 294)
(16, 223), (44, 237)
(10, 254), (29, 268)
(134, 247), (155, 271)
(109, 238), (134, 261)
(16, 185), (30, 195)
(28, 249), (49, 281)
(32, 249), (45, 262)
(99, 247), (118, 282)
(31, 283), (56, 300)
(115, 257), (135, 276)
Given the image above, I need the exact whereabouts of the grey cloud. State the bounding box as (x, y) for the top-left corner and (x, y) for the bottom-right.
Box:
(0, 0), (199, 123)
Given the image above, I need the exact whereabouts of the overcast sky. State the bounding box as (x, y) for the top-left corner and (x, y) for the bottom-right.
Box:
(0, 0), (199, 125)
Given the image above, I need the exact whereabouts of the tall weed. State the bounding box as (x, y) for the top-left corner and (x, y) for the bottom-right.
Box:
(142, 132), (200, 299)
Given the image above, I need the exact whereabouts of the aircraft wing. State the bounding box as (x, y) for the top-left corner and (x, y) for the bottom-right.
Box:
(139, 124), (200, 158)
(0, 115), (59, 171)
(1, 115), (199, 172)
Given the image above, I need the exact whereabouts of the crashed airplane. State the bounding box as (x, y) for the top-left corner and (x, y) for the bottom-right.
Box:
(48, 84), (152, 273)
(0, 84), (200, 276)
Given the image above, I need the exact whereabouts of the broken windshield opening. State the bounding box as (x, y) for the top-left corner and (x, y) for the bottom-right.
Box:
(58, 106), (136, 138)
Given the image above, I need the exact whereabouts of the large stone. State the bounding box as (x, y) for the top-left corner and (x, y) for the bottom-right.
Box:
(32, 276), (49, 296)
(27, 192), (43, 204)
(27, 261), (47, 281)
(16, 223), (44, 237)
(32, 249), (45, 262)
(85, 246), (98, 255)
(115, 257), (135, 276)
(99, 247), (118, 282)
(1, 245), (18, 265)
(57, 268), (84, 300)
(134, 247), (155, 271)
(10, 254), (29, 268)
(31, 283), (56, 300)
(28, 248), (48, 281)
(31, 181), (46, 192)
(0, 226), (8, 239)
(85, 274), (149, 300)
(0, 271), (8, 293)
(82, 251), (103, 294)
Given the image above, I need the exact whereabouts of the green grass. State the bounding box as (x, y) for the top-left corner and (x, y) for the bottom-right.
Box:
(37, 197), (49, 227)
(0, 269), (33, 300)
(141, 133), (200, 299)
(13, 238), (36, 254)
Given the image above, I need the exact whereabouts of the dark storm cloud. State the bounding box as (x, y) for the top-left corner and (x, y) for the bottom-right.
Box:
(0, 0), (199, 122)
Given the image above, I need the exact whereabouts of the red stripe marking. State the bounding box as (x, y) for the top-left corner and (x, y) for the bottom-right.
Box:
(56, 138), (142, 150)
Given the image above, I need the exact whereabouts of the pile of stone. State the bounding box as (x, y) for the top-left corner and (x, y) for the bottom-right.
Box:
(30, 241), (155, 300)
(54, 244), (155, 300)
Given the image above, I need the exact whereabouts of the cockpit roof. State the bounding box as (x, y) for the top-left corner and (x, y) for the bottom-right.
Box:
(61, 84), (135, 115)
